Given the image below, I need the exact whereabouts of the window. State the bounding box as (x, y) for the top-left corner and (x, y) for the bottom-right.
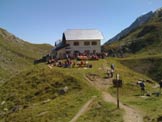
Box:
(73, 41), (79, 46)
(65, 45), (71, 49)
(92, 41), (97, 45)
(84, 41), (90, 46)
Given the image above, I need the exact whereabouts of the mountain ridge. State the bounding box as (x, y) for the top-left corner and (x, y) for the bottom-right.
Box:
(103, 7), (162, 57)
(0, 27), (53, 82)
(105, 11), (153, 44)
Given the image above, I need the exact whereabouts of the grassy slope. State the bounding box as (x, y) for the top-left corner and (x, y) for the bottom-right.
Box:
(0, 28), (123, 122)
(58, 58), (162, 121)
(69, 57), (162, 121)
(0, 65), (98, 122)
(0, 60), (124, 122)
(120, 57), (162, 81)
(106, 57), (162, 122)
(0, 28), (52, 82)
(77, 99), (123, 122)
(2, 56), (162, 121)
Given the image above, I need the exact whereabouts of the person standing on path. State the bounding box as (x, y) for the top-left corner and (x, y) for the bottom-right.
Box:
(140, 81), (145, 96)
(111, 63), (115, 70)
(110, 64), (115, 78)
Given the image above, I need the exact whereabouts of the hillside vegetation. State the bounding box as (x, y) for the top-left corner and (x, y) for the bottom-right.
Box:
(0, 62), (125, 122)
(0, 28), (123, 122)
(120, 57), (162, 81)
(1, 55), (162, 121)
(103, 8), (162, 57)
(0, 65), (98, 122)
(0, 28), (52, 82)
(105, 58), (162, 122)
(102, 8), (162, 85)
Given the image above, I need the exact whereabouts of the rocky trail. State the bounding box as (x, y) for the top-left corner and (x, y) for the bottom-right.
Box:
(70, 63), (143, 122)
(70, 96), (96, 122)
(102, 91), (143, 122)
(85, 73), (143, 122)
(70, 74), (143, 122)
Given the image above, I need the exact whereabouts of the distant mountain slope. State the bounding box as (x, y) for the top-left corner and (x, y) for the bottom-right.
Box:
(0, 28), (52, 82)
(103, 8), (162, 57)
(105, 11), (153, 44)
(120, 57), (162, 81)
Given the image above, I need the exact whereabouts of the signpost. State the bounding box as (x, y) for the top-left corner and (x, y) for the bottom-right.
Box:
(116, 73), (120, 109)
(117, 83), (119, 108)
(113, 73), (122, 109)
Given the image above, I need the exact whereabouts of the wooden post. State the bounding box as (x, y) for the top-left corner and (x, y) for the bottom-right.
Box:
(117, 86), (119, 109)
(116, 73), (120, 109)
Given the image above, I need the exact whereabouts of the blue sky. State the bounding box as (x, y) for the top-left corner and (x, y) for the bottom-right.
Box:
(0, 0), (162, 45)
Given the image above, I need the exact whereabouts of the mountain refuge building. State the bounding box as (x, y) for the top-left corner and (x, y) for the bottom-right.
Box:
(54, 29), (104, 59)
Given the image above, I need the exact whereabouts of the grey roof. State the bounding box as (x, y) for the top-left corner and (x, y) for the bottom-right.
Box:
(64, 29), (104, 40)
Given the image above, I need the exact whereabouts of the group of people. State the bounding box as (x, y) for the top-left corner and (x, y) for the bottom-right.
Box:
(137, 79), (162, 96)
(47, 58), (92, 68)
(105, 63), (162, 97)
(66, 52), (108, 60)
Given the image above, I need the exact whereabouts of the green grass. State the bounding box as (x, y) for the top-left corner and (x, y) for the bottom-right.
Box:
(55, 57), (162, 122)
(0, 28), (52, 82)
(106, 57), (162, 122)
(0, 64), (99, 122)
(0, 58), (126, 122)
(2, 55), (162, 122)
(56, 58), (162, 121)
(120, 57), (162, 81)
(77, 99), (123, 122)
(2, 91), (97, 122)
(121, 96), (162, 122)
(2, 56), (162, 121)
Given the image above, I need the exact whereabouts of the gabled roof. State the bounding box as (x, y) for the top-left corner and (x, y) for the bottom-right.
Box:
(64, 29), (104, 40)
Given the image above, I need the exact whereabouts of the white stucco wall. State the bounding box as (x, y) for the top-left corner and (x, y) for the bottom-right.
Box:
(65, 40), (101, 54)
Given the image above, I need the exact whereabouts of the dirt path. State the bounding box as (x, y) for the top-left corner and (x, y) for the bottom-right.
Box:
(102, 91), (143, 122)
(86, 74), (143, 122)
(70, 96), (96, 122)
